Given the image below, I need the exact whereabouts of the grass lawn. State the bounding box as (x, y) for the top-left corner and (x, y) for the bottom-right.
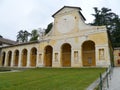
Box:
(0, 68), (105, 90)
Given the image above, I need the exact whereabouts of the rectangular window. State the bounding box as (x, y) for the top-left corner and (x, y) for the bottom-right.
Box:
(55, 53), (58, 62)
(39, 54), (42, 63)
(74, 51), (78, 63)
(99, 49), (105, 60)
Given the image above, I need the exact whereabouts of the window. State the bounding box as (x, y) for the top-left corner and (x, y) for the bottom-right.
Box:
(74, 51), (78, 63)
(99, 49), (105, 60)
(39, 54), (42, 63)
(55, 53), (58, 62)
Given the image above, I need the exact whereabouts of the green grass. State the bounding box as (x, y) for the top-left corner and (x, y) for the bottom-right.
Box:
(0, 68), (105, 90)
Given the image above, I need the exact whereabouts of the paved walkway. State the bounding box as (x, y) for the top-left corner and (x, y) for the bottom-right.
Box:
(106, 67), (120, 90)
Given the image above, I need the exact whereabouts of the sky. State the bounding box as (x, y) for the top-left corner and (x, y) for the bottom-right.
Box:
(0, 0), (120, 41)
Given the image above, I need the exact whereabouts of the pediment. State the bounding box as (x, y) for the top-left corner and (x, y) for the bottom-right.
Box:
(52, 6), (81, 18)
(44, 6), (88, 37)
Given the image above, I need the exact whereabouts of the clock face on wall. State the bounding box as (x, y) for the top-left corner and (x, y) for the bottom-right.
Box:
(57, 15), (75, 33)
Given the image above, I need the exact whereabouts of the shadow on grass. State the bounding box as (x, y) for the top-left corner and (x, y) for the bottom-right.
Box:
(0, 67), (11, 72)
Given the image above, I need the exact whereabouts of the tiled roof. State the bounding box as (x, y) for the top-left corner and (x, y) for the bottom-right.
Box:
(2, 40), (40, 48)
(0, 37), (17, 45)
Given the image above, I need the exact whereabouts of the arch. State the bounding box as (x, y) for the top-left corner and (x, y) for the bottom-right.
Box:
(14, 50), (19, 66)
(44, 45), (53, 67)
(30, 47), (37, 67)
(21, 49), (27, 67)
(7, 51), (12, 66)
(61, 43), (71, 67)
(2, 52), (6, 66)
(82, 40), (96, 66)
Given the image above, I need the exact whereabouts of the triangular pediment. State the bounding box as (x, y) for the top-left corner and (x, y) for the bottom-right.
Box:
(52, 6), (85, 20)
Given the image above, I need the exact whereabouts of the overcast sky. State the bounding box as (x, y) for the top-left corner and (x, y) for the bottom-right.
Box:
(0, 0), (120, 41)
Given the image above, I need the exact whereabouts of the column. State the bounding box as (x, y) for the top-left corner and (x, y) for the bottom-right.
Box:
(18, 50), (22, 67)
(106, 46), (111, 65)
(41, 52), (44, 67)
(106, 46), (110, 60)
(0, 53), (3, 66)
(0, 53), (2, 66)
(59, 50), (62, 67)
(71, 49), (74, 67)
(36, 51), (39, 67)
(11, 51), (14, 67)
(27, 50), (30, 67)
(4, 52), (8, 67)
(95, 46), (99, 66)
(79, 47), (83, 67)
(52, 51), (54, 67)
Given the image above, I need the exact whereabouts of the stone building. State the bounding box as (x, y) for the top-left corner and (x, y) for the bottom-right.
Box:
(0, 37), (16, 47)
(0, 6), (113, 68)
(0, 37), (16, 66)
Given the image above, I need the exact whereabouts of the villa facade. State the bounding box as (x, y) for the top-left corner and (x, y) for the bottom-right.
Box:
(0, 6), (113, 68)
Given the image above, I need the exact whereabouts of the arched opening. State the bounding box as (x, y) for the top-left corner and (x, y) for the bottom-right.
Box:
(14, 50), (19, 66)
(22, 49), (27, 67)
(44, 45), (53, 67)
(30, 47), (37, 67)
(7, 51), (12, 66)
(82, 40), (96, 66)
(61, 43), (71, 67)
(2, 52), (6, 66)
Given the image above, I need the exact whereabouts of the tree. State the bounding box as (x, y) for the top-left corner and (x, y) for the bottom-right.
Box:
(0, 35), (3, 38)
(91, 7), (120, 47)
(91, 7), (101, 26)
(29, 29), (39, 41)
(0, 35), (3, 45)
(17, 30), (30, 43)
(92, 7), (116, 26)
(110, 15), (120, 47)
(45, 23), (53, 34)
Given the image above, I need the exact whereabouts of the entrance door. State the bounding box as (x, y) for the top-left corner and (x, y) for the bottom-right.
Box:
(22, 49), (27, 67)
(61, 43), (71, 67)
(82, 41), (96, 66)
(14, 50), (19, 66)
(7, 51), (12, 66)
(2, 52), (6, 66)
(44, 46), (53, 67)
(30, 47), (37, 67)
